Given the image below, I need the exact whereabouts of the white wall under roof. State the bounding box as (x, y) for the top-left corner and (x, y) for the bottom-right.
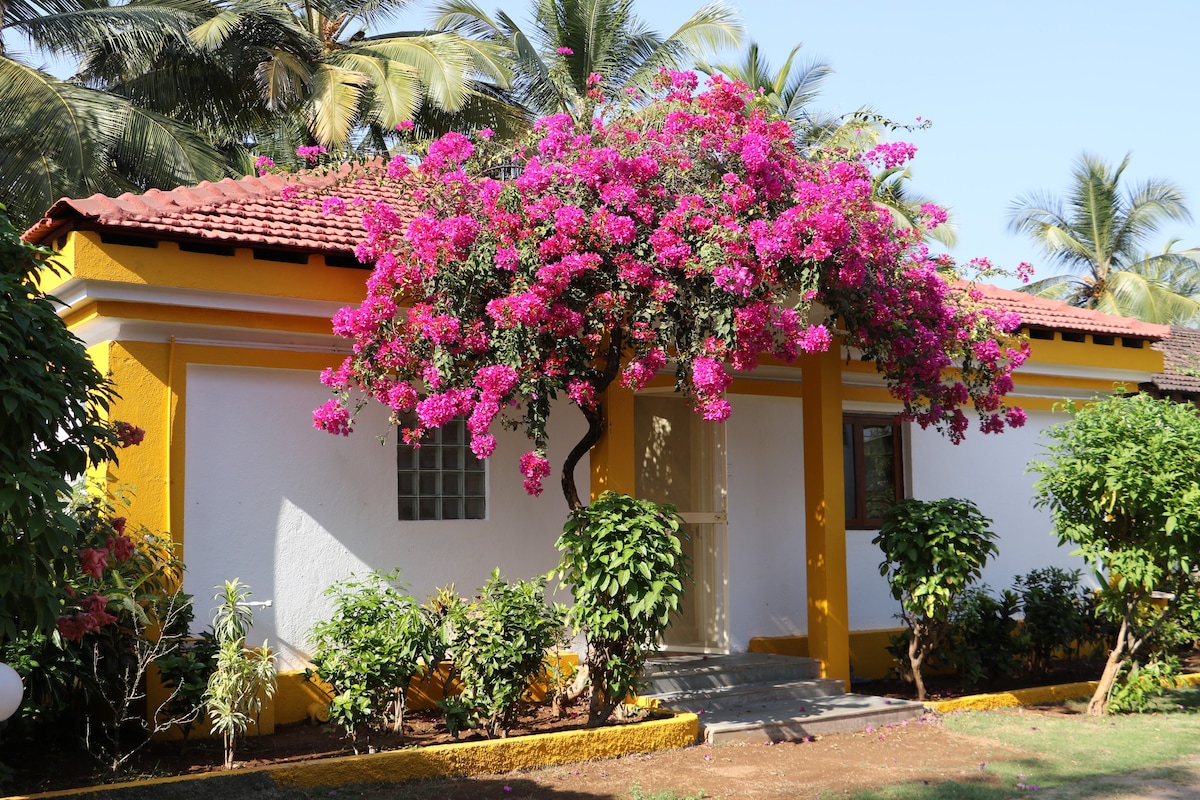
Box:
(721, 398), (1092, 646)
(183, 363), (586, 671)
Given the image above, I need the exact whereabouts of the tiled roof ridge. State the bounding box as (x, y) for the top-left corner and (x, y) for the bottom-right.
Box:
(1150, 324), (1200, 393)
(29, 172), (304, 235)
(20, 164), (405, 254)
(968, 281), (1170, 341)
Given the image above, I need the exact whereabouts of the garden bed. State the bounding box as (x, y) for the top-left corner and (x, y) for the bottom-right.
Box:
(3, 699), (667, 797)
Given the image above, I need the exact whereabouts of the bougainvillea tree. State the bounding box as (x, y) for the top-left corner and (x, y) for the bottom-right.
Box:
(313, 71), (1029, 509)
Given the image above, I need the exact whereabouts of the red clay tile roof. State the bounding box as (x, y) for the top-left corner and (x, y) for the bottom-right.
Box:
(20, 174), (1172, 344)
(1149, 326), (1200, 394)
(971, 283), (1170, 341)
(22, 165), (417, 258)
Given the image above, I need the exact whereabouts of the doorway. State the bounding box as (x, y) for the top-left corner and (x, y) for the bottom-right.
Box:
(633, 393), (728, 652)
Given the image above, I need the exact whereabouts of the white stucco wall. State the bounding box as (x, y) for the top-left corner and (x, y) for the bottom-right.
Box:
(723, 399), (1091, 644)
(183, 364), (586, 671)
(847, 407), (1092, 631)
(725, 394), (808, 650)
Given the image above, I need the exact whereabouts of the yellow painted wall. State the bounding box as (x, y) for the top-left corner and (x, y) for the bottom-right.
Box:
(45, 232), (370, 304)
(748, 630), (903, 680)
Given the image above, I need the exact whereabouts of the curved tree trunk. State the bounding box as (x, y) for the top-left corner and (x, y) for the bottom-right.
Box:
(559, 329), (623, 510)
(1089, 609), (1131, 716)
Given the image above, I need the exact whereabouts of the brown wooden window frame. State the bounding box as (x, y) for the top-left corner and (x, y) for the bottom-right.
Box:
(843, 414), (904, 530)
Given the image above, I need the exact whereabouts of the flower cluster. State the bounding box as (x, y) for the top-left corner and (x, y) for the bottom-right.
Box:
(311, 72), (1028, 500)
(57, 512), (137, 642)
(113, 420), (145, 448)
(56, 427), (184, 643)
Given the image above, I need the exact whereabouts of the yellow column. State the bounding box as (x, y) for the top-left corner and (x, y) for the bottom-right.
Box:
(590, 384), (636, 501)
(800, 346), (851, 687)
(102, 341), (179, 548)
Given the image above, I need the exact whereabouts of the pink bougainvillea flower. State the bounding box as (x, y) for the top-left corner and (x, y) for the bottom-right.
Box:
(304, 69), (1027, 502)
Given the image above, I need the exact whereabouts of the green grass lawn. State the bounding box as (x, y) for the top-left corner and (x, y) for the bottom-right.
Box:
(848, 687), (1200, 800)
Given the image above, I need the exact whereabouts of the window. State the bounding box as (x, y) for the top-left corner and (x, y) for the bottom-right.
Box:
(397, 415), (486, 520)
(842, 415), (903, 529)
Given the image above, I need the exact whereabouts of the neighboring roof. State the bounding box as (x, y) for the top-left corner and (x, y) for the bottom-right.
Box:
(972, 282), (1170, 341)
(22, 165), (415, 257)
(1148, 326), (1200, 395)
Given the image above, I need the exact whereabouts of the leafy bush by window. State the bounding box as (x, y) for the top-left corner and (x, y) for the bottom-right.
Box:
(308, 571), (436, 752)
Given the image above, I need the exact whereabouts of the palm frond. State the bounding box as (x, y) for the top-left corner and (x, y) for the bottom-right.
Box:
(658, 1), (741, 59)
(112, 103), (240, 189)
(429, 0), (504, 40)
(354, 31), (472, 111)
(15, 0), (210, 63)
(306, 61), (368, 147)
(334, 49), (421, 127)
(1104, 268), (1200, 325)
(256, 48), (315, 111)
(0, 55), (233, 226)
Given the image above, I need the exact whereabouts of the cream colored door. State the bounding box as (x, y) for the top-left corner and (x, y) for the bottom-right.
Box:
(633, 394), (728, 652)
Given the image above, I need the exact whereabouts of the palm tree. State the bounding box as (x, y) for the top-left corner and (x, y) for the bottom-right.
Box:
(1009, 153), (1200, 324)
(77, 0), (517, 156)
(1, 0), (239, 227)
(431, 0), (742, 124)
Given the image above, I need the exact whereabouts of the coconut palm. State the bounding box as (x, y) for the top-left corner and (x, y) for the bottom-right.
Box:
(431, 0), (742, 124)
(1, 0), (238, 227)
(1009, 153), (1200, 324)
(76, 0), (517, 155)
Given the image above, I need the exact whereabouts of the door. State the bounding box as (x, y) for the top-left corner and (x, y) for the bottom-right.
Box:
(633, 393), (728, 652)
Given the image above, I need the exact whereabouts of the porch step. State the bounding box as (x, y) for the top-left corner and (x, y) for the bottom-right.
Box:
(640, 652), (823, 695)
(643, 677), (848, 713)
(639, 653), (924, 745)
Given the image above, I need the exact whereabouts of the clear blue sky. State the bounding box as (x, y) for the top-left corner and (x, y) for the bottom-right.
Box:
(631, 0), (1200, 289)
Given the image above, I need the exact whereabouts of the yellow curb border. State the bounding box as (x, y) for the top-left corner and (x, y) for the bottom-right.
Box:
(925, 671), (1200, 714)
(4, 711), (699, 800)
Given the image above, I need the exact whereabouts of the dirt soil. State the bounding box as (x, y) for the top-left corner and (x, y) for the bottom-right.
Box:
(9, 656), (1196, 798)
(384, 713), (1016, 800)
(8, 710), (1024, 800)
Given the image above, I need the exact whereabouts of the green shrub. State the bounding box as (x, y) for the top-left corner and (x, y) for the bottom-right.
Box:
(556, 491), (691, 725)
(446, 570), (566, 738)
(1015, 567), (1090, 675)
(1109, 655), (1182, 713)
(1030, 392), (1200, 715)
(308, 571), (436, 752)
(947, 587), (1023, 691)
(875, 497), (997, 701)
(204, 580), (276, 770)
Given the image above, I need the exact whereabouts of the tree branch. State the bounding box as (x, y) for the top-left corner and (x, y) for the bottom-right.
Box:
(560, 328), (623, 510)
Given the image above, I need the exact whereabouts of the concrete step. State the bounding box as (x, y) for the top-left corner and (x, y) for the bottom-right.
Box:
(640, 653), (824, 696)
(642, 677), (848, 713)
(695, 693), (926, 745)
(639, 653), (925, 746)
